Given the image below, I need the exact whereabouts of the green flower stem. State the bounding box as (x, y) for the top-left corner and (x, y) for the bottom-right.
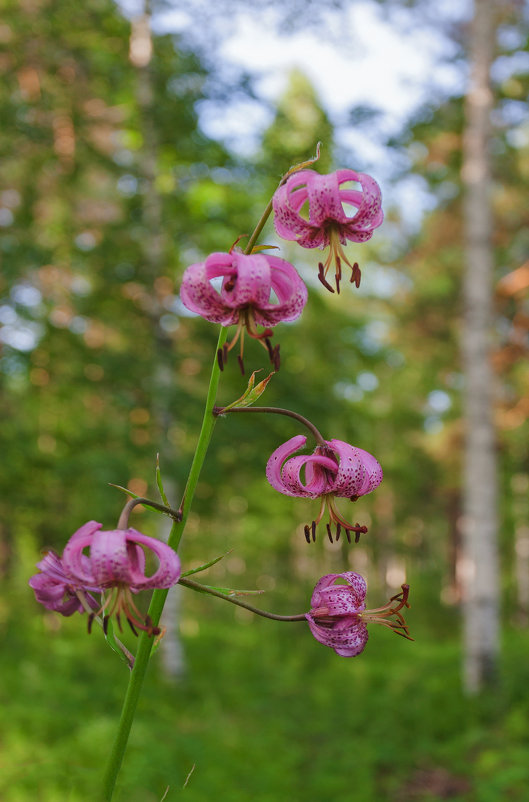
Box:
(101, 149), (312, 797)
(214, 405), (326, 446)
(179, 577), (307, 622)
(244, 143), (320, 255)
(102, 326), (228, 801)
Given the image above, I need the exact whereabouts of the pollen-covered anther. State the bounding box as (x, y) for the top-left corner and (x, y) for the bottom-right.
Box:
(350, 262), (361, 288)
(317, 262), (335, 293)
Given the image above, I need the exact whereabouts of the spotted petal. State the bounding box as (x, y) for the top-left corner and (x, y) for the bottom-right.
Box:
(326, 439), (383, 498)
(273, 168), (383, 249)
(306, 613), (369, 657)
(310, 572), (367, 613)
(62, 523), (181, 591)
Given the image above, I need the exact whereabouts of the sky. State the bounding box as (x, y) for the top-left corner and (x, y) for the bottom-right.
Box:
(144, 1), (468, 166)
(115, 0), (471, 227)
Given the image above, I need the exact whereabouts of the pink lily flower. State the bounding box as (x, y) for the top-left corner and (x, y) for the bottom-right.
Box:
(61, 520), (181, 635)
(266, 434), (382, 542)
(272, 169), (383, 293)
(29, 550), (101, 616)
(306, 572), (412, 657)
(180, 251), (308, 372)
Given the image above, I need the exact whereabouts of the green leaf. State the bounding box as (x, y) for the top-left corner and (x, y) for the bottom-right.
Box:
(201, 584), (265, 597)
(221, 370), (275, 412)
(156, 453), (170, 506)
(180, 550), (232, 577)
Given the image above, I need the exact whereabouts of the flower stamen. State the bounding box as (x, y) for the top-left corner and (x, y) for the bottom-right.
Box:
(359, 584), (413, 641)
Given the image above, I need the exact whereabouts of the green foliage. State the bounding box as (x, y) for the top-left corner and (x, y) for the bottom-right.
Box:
(4, 543), (529, 801)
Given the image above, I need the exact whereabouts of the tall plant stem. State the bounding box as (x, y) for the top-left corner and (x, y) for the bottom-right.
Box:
(102, 326), (228, 801)
(101, 146), (317, 799)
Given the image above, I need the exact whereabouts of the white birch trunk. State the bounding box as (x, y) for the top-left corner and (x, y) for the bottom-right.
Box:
(460, 0), (500, 694)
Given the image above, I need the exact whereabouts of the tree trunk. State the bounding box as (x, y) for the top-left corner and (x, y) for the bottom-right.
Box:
(460, 0), (499, 694)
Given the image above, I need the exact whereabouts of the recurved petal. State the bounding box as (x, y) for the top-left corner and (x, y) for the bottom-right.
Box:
(180, 261), (238, 325)
(279, 453), (337, 497)
(218, 253), (272, 309)
(326, 439), (382, 498)
(310, 572), (342, 607)
(87, 529), (136, 586)
(306, 614), (368, 657)
(254, 257), (308, 325)
(266, 434), (308, 496)
(332, 617), (369, 657)
(337, 170), (383, 232)
(306, 171), (348, 226)
(272, 173), (313, 241)
(353, 447), (384, 494)
(310, 572), (366, 610)
(123, 529), (181, 589)
(62, 521), (103, 584)
(318, 573), (367, 614)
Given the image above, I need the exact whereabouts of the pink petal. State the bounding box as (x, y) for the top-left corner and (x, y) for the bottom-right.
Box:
(305, 171), (348, 226)
(306, 614), (368, 657)
(266, 434), (308, 496)
(179, 260), (238, 325)
(123, 529), (181, 589)
(280, 453), (338, 497)
(272, 168), (383, 249)
(88, 529), (137, 585)
(62, 521), (103, 584)
(219, 253), (271, 309)
(253, 256), (308, 324)
(326, 439), (383, 498)
(310, 572), (367, 610)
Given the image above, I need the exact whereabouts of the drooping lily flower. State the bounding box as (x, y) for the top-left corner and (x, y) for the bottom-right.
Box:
(266, 434), (382, 542)
(61, 520), (181, 635)
(180, 251), (308, 372)
(306, 572), (412, 657)
(29, 549), (101, 616)
(272, 169), (383, 293)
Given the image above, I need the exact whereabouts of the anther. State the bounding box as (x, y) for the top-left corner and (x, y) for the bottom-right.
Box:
(127, 618), (139, 636)
(116, 613), (123, 632)
(87, 613), (95, 634)
(345, 529), (352, 544)
(264, 337), (274, 359)
(335, 523), (341, 542)
(318, 263), (335, 293)
(237, 355), (245, 375)
(103, 615), (109, 635)
(355, 530), (361, 544)
(304, 525), (311, 544)
(326, 524), (333, 543)
(335, 257), (342, 294)
(350, 262), (361, 288)
(272, 345), (281, 371)
(311, 520), (317, 542)
(217, 348), (224, 371)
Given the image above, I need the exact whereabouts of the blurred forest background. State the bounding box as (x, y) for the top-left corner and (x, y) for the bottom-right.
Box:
(1, 0), (529, 799)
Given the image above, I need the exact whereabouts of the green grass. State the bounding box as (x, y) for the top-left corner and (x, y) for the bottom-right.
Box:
(3, 549), (529, 801)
